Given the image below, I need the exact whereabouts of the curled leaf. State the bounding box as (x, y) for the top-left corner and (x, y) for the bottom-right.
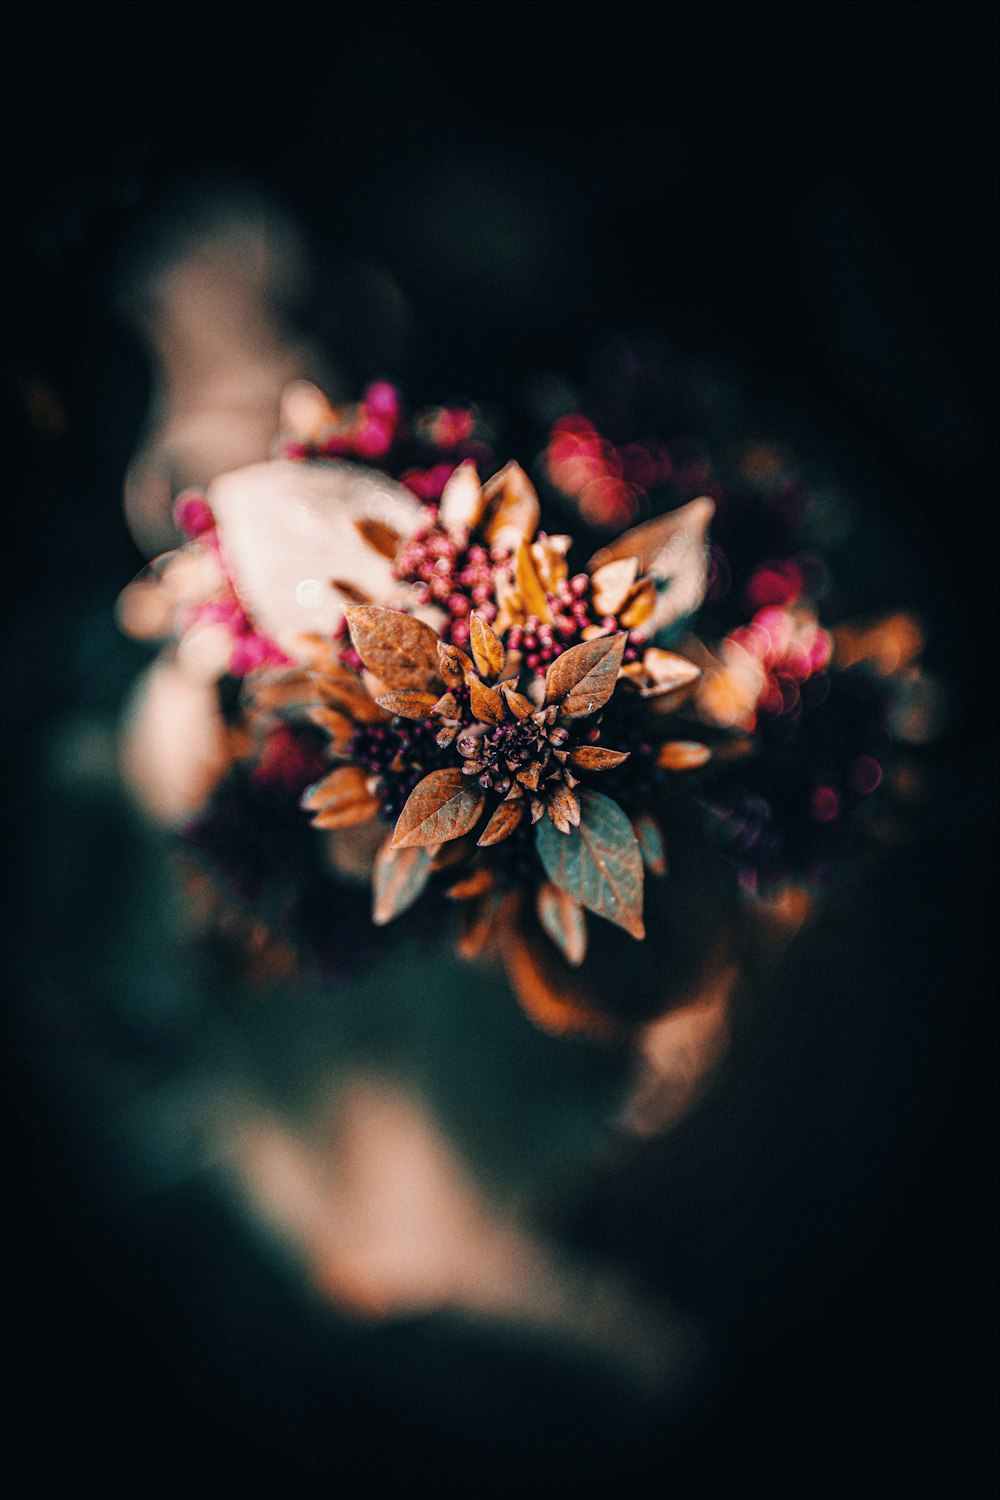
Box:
(375, 689), (439, 719)
(469, 612), (506, 680)
(535, 789), (645, 938)
(391, 768), (485, 848)
(345, 605), (442, 691)
(302, 765), (379, 828)
(536, 883), (588, 967)
(501, 682), (534, 719)
(468, 674), (505, 725)
(543, 633), (627, 718)
(657, 740), (712, 770)
(477, 799), (525, 846)
(372, 840), (434, 925)
(568, 744), (630, 771)
(438, 640), (474, 689)
(547, 784), (582, 833)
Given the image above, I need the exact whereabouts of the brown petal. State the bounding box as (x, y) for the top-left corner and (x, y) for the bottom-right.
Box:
(657, 740), (712, 770)
(391, 768), (485, 848)
(543, 633), (627, 719)
(437, 640), (475, 689)
(481, 461), (541, 549)
(477, 798), (525, 846)
(375, 689), (439, 719)
(536, 883), (588, 967)
(590, 557), (638, 616)
(345, 605), (442, 691)
(303, 765), (380, 828)
(353, 516), (403, 560)
(469, 612), (506, 681)
(372, 840), (434, 925)
(468, 674), (506, 725)
(568, 745), (631, 771)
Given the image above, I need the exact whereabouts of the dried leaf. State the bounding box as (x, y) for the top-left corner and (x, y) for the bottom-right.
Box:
(543, 633), (627, 719)
(501, 928), (617, 1039)
(438, 640), (474, 689)
(372, 840), (434, 925)
(330, 578), (373, 605)
(477, 799), (525, 846)
(514, 539), (554, 624)
(618, 576), (657, 629)
(590, 557), (639, 616)
(306, 705), (355, 755)
(657, 740), (712, 770)
(536, 883), (588, 967)
(568, 744), (630, 771)
(375, 689), (439, 719)
(501, 682), (534, 719)
(468, 674), (505, 725)
(481, 462), (541, 549)
(345, 605), (442, 691)
(391, 768), (485, 848)
(535, 789), (645, 938)
(632, 811), (667, 875)
(446, 865), (495, 900)
(353, 516), (402, 560)
(642, 648), (702, 696)
(469, 612), (506, 680)
(303, 765), (379, 828)
(314, 674), (388, 724)
(547, 784), (582, 833)
(438, 459), (484, 536)
(589, 496), (715, 634)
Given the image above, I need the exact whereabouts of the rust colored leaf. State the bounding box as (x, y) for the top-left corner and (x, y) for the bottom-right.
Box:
(477, 798), (525, 846)
(391, 768), (485, 848)
(543, 633), (627, 719)
(481, 461), (541, 548)
(501, 929), (617, 1039)
(618, 576), (657, 629)
(306, 705), (355, 755)
(372, 840), (434, 925)
(375, 689), (439, 719)
(446, 865), (495, 900)
(632, 811), (667, 876)
(547, 784), (581, 833)
(329, 578), (373, 605)
(536, 882), (588, 967)
(469, 612), (506, 681)
(514, 539), (553, 624)
(456, 888), (517, 960)
(353, 516), (403, 560)
(590, 557), (638, 616)
(313, 672), (389, 724)
(468, 674), (505, 725)
(535, 789), (644, 938)
(568, 744), (630, 771)
(501, 682), (534, 719)
(345, 605), (442, 691)
(657, 740), (712, 770)
(437, 640), (475, 689)
(302, 765), (379, 828)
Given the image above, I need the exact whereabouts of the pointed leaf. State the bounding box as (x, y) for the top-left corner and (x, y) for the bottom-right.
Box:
(632, 811), (667, 876)
(375, 689), (439, 719)
(535, 789), (645, 938)
(438, 459), (484, 536)
(536, 883), (588, 967)
(391, 768), (485, 848)
(477, 798), (525, 846)
(547, 784), (582, 833)
(514, 539), (553, 624)
(302, 765), (379, 828)
(568, 744), (630, 771)
(501, 682), (534, 719)
(437, 640), (474, 689)
(657, 740), (712, 770)
(372, 840), (434, 924)
(468, 674), (505, 725)
(353, 516), (402, 560)
(543, 633), (627, 718)
(481, 461), (541, 548)
(345, 605), (442, 690)
(470, 612), (506, 680)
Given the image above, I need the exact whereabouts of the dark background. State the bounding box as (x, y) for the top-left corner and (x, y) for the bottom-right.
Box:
(1, 2), (996, 1494)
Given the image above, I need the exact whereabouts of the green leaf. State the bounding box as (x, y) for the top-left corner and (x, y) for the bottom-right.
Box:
(391, 768), (485, 848)
(535, 790), (645, 938)
(632, 811), (667, 876)
(372, 839), (434, 924)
